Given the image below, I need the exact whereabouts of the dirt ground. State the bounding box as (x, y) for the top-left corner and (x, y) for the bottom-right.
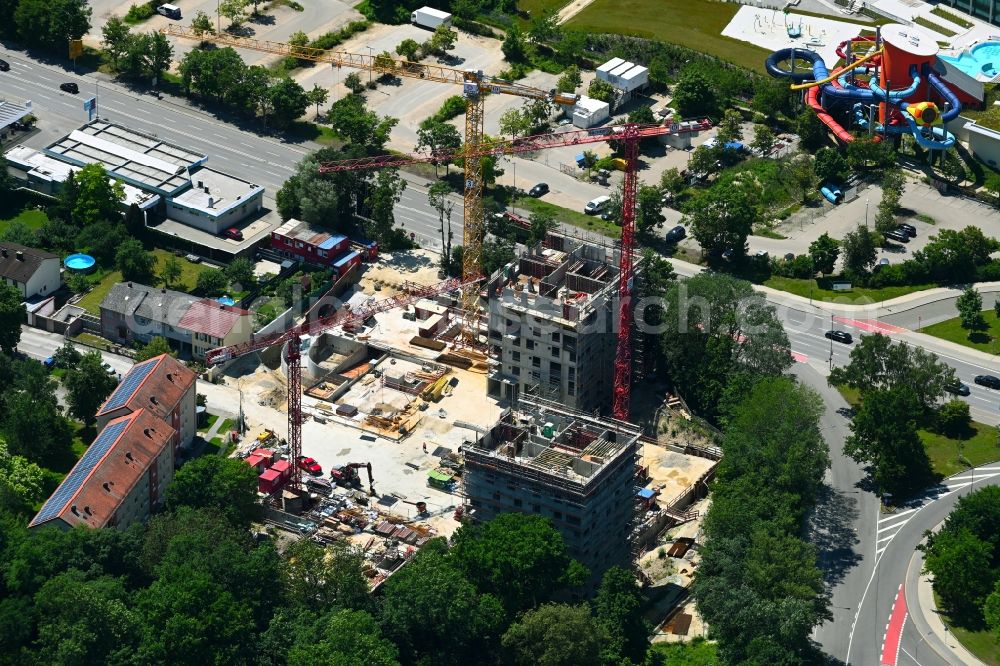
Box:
(358, 248), (443, 295)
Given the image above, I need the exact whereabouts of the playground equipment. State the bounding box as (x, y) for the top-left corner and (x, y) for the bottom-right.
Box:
(765, 24), (963, 151)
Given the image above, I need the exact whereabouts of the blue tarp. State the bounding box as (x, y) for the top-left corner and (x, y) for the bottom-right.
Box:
(333, 250), (360, 268)
(637, 488), (656, 499)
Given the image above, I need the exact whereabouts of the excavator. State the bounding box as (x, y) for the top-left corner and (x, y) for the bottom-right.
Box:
(331, 462), (375, 495)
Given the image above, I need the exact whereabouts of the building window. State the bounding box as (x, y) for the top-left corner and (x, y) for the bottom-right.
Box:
(552, 332), (560, 343)
(526, 339), (534, 350)
(551, 346), (559, 357)
(511, 366), (520, 376)
(550, 361), (561, 374)
(513, 498), (522, 507)
(512, 351), (520, 362)
(531, 356), (540, 368)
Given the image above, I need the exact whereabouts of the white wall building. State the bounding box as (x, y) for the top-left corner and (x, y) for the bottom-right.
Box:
(572, 96), (611, 128)
(0, 243), (61, 299)
(167, 168), (264, 234)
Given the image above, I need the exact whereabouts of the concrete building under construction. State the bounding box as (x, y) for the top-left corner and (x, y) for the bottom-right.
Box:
(463, 397), (640, 576)
(486, 232), (619, 412)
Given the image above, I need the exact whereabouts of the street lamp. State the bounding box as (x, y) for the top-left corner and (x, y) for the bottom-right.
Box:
(367, 46), (373, 85)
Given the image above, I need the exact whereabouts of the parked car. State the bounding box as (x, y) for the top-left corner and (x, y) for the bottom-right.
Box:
(665, 225), (686, 243)
(528, 183), (549, 197)
(0, 60), (9, 72)
(884, 229), (909, 243)
(897, 223), (917, 237)
(43, 356), (55, 368)
(59, 82), (79, 94)
(877, 258), (890, 268)
(298, 456), (322, 475)
(223, 227), (243, 241)
(584, 195), (610, 215)
(974, 374), (1000, 390)
(944, 380), (971, 396)
(825, 330), (853, 344)
(601, 209), (616, 222)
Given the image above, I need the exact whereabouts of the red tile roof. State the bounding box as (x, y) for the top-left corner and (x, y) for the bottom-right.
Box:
(30, 409), (175, 529)
(96, 354), (196, 420)
(178, 299), (250, 340)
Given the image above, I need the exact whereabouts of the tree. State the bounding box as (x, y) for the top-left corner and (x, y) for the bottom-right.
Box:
(134, 336), (173, 362)
(658, 273), (792, 422)
(813, 147), (848, 184)
(914, 226), (1000, 283)
(751, 76), (793, 119)
(628, 105), (656, 125)
(450, 513), (586, 615)
(101, 16), (133, 70)
(687, 144), (720, 176)
(0, 221), (36, 246)
(289, 609), (400, 666)
(686, 180), (759, 257)
(556, 65), (581, 93)
(219, 0), (248, 29)
(841, 224), (878, 276)
(52, 341), (83, 370)
(281, 538), (370, 613)
(594, 567), (647, 664)
(829, 332), (955, 411)
(636, 184), (664, 237)
(416, 121), (462, 175)
(63, 351), (119, 424)
(985, 581), (1000, 638)
(751, 124), (776, 157)
(160, 256), (183, 289)
(845, 388), (932, 495)
(427, 181), (455, 272)
(327, 94), (397, 149)
(2, 387), (74, 465)
(396, 38), (420, 61)
(447, 245), (464, 278)
(674, 69), (717, 117)
(924, 527), (995, 620)
(715, 109), (743, 145)
(847, 136), (896, 172)
(0, 440), (45, 515)
(587, 78), (614, 104)
(344, 72), (365, 95)
(501, 603), (603, 666)
(379, 548), (505, 666)
(808, 232), (839, 275)
(502, 24), (528, 63)
(268, 77), (309, 128)
(75, 220), (130, 266)
(660, 167), (684, 195)
(165, 456), (261, 525)
(116, 239), (157, 284)
(15, 0), (90, 51)
(191, 10), (215, 36)
(498, 107), (532, 139)
(306, 84), (328, 119)
(957, 286), (987, 332)
(937, 399), (971, 438)
(796, 110), (826, 152)
(224, 257), (256, 290)
(427, 25), (457, 56)
(527, 211), (556, 247)
(68, 164), (125, 227)
(0, 282), (25, 354)
(196, 269), (228, 296)
(145, 31), (174, 83)
(365, 169), (407, 247)
(528, 8), (560, 43)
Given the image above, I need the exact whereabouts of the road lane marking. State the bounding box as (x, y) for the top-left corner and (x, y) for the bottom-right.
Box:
(879, 584), (907, 666)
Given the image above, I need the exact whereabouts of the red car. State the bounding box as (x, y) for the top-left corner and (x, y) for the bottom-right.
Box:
(298, 456), (322, 475)
(223, 227), (243, 241)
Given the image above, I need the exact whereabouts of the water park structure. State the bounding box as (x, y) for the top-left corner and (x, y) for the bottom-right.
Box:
(765, 24), (980, 151)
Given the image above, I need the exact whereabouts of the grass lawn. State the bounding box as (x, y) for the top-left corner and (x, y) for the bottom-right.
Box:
(514, 197), (620, 238)
(566, 0), (773, 72)
(0, 207), (49, 235)
(921, 422), (1000, 478)
(199, 413), (220, 434)
(931, 6), (974, 29)
(921, 310), (1000, 356)
(934, 592), (1000, 666)
(764, 275), (935, 305)
(76, 270), (122, 315)
(151, 249), (211, 292)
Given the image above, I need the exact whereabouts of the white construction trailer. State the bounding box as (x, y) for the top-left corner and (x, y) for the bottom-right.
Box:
(411, 6), (453, 29)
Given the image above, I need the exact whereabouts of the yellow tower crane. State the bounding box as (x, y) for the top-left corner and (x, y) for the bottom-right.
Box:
(160, 25), (579, 322)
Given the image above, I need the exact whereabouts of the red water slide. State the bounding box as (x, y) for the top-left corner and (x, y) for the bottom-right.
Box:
(805, 84), (854, 143)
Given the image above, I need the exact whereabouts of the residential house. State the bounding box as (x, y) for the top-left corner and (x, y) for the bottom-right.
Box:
(0, 242), (60, 298)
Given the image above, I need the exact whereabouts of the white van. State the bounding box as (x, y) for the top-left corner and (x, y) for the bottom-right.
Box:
(157, 4), (182, 19)
(584, 195), (610, 215)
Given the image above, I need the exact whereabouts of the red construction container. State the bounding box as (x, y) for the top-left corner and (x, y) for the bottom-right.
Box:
(246, 453), (266, 472)
(271, 459), (292, 480)
(251, 448), (275, 465)
(259, 469), (282, 494)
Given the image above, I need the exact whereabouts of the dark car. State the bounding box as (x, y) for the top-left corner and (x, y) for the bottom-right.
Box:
(665, 225), (686, 243)
(974, 374), (1000, 390)
(944, 380), (971, 396)
(601, 209), (615, 222)
(897, 223), (917, 237)
(527, 182), (549, 197)
(0, 60), (9, 72)
(59, 82), (79, 94)
(884, 229), (909, 243)
(223, 227), (243, 241)
(825, 330), (853, 344)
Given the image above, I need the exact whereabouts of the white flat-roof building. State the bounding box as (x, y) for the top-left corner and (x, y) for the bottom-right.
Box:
(168, 168), (264, 234)
(572, 96), (610, 128)
(596, 57), (649, 94)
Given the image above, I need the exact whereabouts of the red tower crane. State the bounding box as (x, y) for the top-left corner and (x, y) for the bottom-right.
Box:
(204, 276), (483, 489)
(318, 121), (710, 419)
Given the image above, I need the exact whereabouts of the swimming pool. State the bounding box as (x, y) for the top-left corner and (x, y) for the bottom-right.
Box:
(64, 253), (96, 273)
(940, 41), (1000, 80)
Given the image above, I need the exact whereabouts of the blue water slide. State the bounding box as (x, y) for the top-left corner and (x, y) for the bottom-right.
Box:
(764, 48), (826, 82)
(868, 65), (920, 102)
(926, 69), (961, 122)
(898, 102), (956, 149)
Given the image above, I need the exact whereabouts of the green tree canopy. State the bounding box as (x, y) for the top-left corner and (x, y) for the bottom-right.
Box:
(134, 336), (174, 362)
(924, 527), (995, 621)
(841, 223), (878, 276)
(63, 351), (119, 424)
(957, 286), (987, 332)
(0, 440), (45, 515)
(281, 538), (370, 613)
(594, 566), (648, 664)
(686, 180), (759, 257)
(69, 164), (125, 227)
(501, 603), (604, 666)
(674, 69), (718, 117)
(289, 609), (400, 666)
(813, 147), (848, 184)
(0, 282), (25, 354)
(196, 269), (229, 296)
(808, 232), (839, 275)
(116, 239), (157, 284)
(165, 456), (261, 526)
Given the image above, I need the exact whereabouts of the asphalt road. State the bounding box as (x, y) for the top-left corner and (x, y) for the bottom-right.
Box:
(17, 326), (133, 377)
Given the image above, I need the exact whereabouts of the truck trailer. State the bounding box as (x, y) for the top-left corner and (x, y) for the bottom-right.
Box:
(411, 6), (452, 29)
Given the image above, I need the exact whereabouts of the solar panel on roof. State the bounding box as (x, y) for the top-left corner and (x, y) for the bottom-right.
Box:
(30, 418), (130, 525)
(100, 358), (158, 413)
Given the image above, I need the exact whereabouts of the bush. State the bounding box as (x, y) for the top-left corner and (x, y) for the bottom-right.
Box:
(419, 95), (467, 129)
(124, 1), (156, 23)
(308, 20), (370, 51)
(937, 400), (971, 437)
(453, 17), (498, 38)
